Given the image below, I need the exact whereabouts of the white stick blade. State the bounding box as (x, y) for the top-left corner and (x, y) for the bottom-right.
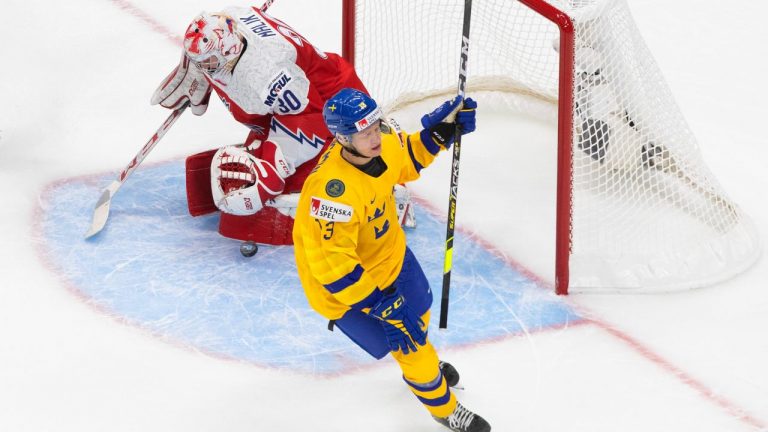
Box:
(265, 193), (300, 208)
(84, 189), (113, 239)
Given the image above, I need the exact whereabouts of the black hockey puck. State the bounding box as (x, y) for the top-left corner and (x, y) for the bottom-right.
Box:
(240, 241), (258, 257)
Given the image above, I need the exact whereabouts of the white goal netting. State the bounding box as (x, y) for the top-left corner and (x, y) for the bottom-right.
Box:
(346, 0), (760, 292)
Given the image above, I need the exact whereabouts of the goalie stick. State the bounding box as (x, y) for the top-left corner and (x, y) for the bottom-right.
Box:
(619, 109), (739, 230)
(624, 111), (739, 226)
(439, 0), (473, 329)
(651, 146), (739, 231)
(259, 0), (277, 12)
(84, 0), (278, 239)
(85, 103), (188, 238)
(572, 58), (738, 232)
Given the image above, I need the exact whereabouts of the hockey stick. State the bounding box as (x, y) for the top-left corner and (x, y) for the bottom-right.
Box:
(85, 0), (280, 239)
(85, 104), (188, 238)
(620, 110), (739, 229)
(260, 0), (277, 12)
(439, 0), (473, 329)
(653, 152), (739, 230)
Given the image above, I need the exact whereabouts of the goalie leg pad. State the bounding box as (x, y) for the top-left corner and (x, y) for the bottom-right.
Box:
(394, 184), (416, 228)
(185, 148), (218, 216)
(218, 206), (294, 245)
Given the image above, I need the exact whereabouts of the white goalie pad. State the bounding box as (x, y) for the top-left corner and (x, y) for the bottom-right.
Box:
(264, 190), (411, 225)
(265, 193), (300, 218)
(394, 184), (416, 228)
(254, 189), (413, 225)
(384, 119), (415, 228)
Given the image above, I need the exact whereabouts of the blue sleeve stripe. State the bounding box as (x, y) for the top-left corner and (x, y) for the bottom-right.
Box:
(415, 386), (451, 407)
(407, 136), (425, 173)
(419, 129), (442, 155)
(404, 373), (444, 392)
(324, 264), (365, 294)
(349, 287), (384, 310)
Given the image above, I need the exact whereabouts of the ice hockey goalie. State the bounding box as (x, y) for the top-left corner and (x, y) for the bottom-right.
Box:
(151, 5), (416, 245)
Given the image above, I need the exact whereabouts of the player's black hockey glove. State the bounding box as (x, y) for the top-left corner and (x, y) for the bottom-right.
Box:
(369, 286), (427, 354)
(419, 96), (478, 150)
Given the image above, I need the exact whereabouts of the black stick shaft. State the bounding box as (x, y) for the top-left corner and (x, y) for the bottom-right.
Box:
(439, 0), (472, 329)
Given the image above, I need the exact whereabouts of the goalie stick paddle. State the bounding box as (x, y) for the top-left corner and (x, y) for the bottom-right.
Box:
(439, 0), (473, 329)
(84, 104), (188, 239)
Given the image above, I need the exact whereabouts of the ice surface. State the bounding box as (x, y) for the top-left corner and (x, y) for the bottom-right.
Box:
(38, 160), (578, 374)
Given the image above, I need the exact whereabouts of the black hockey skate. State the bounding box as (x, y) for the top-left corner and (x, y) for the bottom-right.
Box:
(434, 401), (491, 432)
(439, 361), (460, 388)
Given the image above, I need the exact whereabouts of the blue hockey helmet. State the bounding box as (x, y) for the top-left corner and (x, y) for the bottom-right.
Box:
(323, 88), (382, 137)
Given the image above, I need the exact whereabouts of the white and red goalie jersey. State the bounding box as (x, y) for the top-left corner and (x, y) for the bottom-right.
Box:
(153, 6), (370, 244)
(206, 5), (367, 182)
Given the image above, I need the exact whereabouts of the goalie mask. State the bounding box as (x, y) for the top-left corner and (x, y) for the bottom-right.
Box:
(184, 12), (244, 75)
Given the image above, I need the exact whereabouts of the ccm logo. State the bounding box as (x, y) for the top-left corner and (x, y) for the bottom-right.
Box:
(379, 297), (403, 319)
(278, 159), (290, 176)
(189, 79), (200, 97)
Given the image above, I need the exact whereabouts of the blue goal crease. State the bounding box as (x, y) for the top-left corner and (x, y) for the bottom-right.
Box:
(39, 160), (581, 374)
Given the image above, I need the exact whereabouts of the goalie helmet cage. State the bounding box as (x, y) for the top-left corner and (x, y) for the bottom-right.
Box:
(341, 0), (760, 294)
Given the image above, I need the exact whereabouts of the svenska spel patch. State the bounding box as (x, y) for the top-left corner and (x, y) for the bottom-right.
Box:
(310, 197), (353, 222)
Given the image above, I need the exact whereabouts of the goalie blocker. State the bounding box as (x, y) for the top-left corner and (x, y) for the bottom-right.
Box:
(185, 138), (416, 245)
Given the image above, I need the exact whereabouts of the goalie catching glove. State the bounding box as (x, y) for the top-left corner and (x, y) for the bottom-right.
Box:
(368, 286), (428, 354)
(210, 141), (292, 215)
(420, 96), (477, 149)
(151, 52), (212, 115)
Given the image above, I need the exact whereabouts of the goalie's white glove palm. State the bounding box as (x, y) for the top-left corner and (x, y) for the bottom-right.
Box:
(151, 53), (212, 115)
(210, 143), (291, 215)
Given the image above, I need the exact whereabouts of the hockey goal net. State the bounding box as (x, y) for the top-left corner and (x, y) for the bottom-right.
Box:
(341, 0), (759, 294)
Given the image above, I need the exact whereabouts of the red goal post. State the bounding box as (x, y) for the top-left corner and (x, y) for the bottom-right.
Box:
(341, 0), (759, 294)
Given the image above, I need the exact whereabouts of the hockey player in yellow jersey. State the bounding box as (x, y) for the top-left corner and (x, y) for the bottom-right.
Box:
(293, 88), (490, 432)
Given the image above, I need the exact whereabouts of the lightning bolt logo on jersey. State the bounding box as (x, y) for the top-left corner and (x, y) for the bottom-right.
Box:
(198, 5), (368, 200)
(293, 121), (446, 320)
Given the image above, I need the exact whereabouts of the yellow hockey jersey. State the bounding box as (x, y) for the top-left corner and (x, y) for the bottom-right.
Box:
(293, 121), (445, 320)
